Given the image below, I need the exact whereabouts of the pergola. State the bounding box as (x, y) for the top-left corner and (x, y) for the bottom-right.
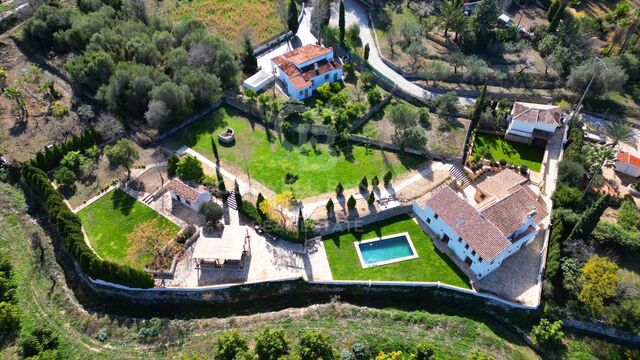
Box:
(193, 226), (251, 268)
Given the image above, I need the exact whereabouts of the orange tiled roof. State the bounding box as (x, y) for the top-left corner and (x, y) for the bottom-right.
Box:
(281, 44), (331, 65)
(166, 179), (206, 203)
(481, 186), (548, 237)
(272, 45), (340, 90)
(511, 102), (563, 126)
(617, 151), (640, 168)
(425, 186), (510, 261)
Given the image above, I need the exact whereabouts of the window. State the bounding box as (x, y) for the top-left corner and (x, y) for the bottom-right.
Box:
(324, 73), (329, 79)
(434, 213), (439, 220)
(478, 257), (483, 263)
(471, 250), (476, 256)
(464, 244), (469, 250)
(458, 237), (462, 243)
(426, 218), (431, 224)
(300, 91), (303, 95)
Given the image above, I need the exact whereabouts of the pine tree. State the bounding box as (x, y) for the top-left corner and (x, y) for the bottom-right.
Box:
(339, 0), (346, 43)
(287, 0), (299, 34)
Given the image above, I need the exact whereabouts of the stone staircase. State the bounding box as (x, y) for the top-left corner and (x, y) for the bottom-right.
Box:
(449, 165), (471, 189)
(227, 191), (238, 210)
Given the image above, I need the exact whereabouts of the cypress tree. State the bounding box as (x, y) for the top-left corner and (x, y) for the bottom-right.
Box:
(547, 0), (559, 21)
(336, 182), (344, 197)
(568, 195), (610, 241)
(234, 180), (243, 210)
(364, 43), (370, 60)
(256, 192), (266, 218)
(297, 208), (305, 239)
(347, 195), (357, 211)
(383, 170), (393, 186)
(359, 176), (368, 192)
(367, 191), (375, 206)
(470, 82), (487, 135)
(549, 1), (567, 32)
(326, 198), (334, 214)
(242, 35), (258, 74)
(372, 175), (379, 188)
(287, 0), (299, 34)
(339, 0), (346, 43)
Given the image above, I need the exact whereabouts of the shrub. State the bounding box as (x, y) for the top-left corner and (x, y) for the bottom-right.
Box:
(617, 198), (640, 231)
(214, 330), (249, 360)
(413, 342), (438, 360)
(551, 185), (582, 209)
(531, 319), (564, 347)
(558, 159), (586, 187)
(176, 155), (204, 182)
(367, 88), (382, 107)
(0, 302), (20, 342)
(199, 201), (223, 224)
(519, 165), (528, 175)
(578, 255), (619, 315)
(359, 176), (368, 192)
(383, 170), (393, 186)
(499, 159), (507, 166)
(316, 83), (332, 101)
(367, 191), (375, 206)
(347, 195), (356, 210)
(19, 326), (59, 358)
(255, 328), (289, 360)
(53, 167), (75, 190)
(298, 331), (334, 360)
(85, 144), (100, 159)
(591, 221), (640, 250)
(167, 154), (180, 177)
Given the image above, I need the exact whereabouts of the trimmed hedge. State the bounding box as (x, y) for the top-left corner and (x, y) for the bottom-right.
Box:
(32, 128), (102, 172)
(240, 200), (303, 243)
(22, 164), (154, 288)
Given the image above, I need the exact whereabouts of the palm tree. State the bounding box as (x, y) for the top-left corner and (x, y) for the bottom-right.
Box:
(438, 0), (464, 38)
(582, 144), (616, 195)
(603, 120), (637, 149)
(3, 86), (27, 120)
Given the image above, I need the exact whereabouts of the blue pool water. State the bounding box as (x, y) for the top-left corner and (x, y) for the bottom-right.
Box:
(358, 235), (415, 265)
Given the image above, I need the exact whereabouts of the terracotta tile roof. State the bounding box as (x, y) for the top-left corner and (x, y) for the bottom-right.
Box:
(272, 45), (338, 90)
(166, 179), (206, 204)
(425, 186), (510, 261)
(617, 151), (640, 168)
(281, 44), (331, 65)
(476, 169), (527, 200)
(511, 102), (563, 126)
(481, 186), (548, 237)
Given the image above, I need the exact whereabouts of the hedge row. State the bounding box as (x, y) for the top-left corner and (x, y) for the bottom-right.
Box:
(240, 200), (303, 243)
(32, 128), (102, 172)
(22, 164), (154, 288)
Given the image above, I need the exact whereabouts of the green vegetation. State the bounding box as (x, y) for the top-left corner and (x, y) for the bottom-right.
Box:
(0, 181), (634, 358)
(166, 107), (424, 198)
(77, 188), (180, 269)
(323, 215), (470, 288)
(472, 133), (544, 172)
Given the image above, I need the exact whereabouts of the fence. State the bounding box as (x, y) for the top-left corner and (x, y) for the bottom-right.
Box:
(349, 94), (392, 132)
(318, 205), (412, 237)
(349, 135), (462, 163)
(150, 100), (224, 145)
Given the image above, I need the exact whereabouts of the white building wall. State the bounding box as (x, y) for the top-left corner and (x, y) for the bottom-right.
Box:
(412, 202), (541, 279)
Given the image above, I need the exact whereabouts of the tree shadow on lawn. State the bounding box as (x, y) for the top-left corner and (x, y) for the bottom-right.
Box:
(111, 189), (136, 216)
(166, 108), (230, 149)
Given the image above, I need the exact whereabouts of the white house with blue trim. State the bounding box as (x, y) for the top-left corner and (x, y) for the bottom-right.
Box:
(271, 44), (343, 100)
(413, 171), (547, 279)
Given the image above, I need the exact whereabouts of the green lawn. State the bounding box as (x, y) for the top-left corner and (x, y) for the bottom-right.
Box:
(323, 215), (470, 288)
(166, 106), (425, 198)
(77, 188), (180, 269)
(472, 133), (544, 172)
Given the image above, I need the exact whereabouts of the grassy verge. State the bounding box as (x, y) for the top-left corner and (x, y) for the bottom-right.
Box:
(323, 215), (470, 288)
(77, 188), (180, 269)
(472, 133), (544, 172)
(0, 180), (633, 359)
(165, 106), (425, 198)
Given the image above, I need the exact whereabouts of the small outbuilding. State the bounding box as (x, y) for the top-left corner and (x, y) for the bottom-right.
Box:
(615, 151), (640, 177)
(166, 179), (212, 211)
(505, 102), (564, 146)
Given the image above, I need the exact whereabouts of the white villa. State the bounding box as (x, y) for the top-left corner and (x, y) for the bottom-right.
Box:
(271, 44), (343, 100)
(505, 102), (564, 146)
(413, 170), (548, 279)
(166, 179), (212, 211)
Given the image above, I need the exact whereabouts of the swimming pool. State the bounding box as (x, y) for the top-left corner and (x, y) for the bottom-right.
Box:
(354, 232), (418, 268)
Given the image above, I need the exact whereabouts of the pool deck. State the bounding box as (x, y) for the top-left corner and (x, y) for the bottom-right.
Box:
(353, 232), (418, 269)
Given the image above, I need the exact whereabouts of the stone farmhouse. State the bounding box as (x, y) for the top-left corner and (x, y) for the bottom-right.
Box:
(166, 179), (212, 211)
(413, 170), (548, 279)
(271, 44), (343, 100)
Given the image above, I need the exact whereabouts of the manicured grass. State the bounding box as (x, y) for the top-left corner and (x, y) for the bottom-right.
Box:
(166, 106), (425, 198)
(323, 215), (470, 288)
(472, 133), (544, 172)
(168, 0), (282, 48)
(77, 188), (180, 269)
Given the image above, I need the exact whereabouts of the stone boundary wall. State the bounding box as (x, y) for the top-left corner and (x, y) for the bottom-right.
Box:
(349, 94), (393, 132)
(349, 135), (462, 163)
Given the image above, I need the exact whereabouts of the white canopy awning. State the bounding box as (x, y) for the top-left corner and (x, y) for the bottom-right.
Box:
(192, 225), (248, 262)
